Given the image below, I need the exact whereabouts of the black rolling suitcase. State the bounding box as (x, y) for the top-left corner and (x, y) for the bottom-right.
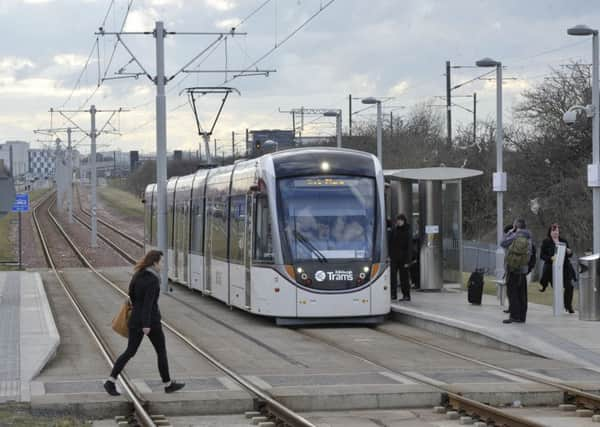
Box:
(467, 269), (484, 305)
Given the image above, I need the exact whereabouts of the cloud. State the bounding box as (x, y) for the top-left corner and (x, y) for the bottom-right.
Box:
(53, 54), (89, 68)
(204, 0), (236, 12)
(0, 76), (104, 98)
(388, 81), (409, 97)
(124, 8), (159, 32)
(22, 0), (54, 3)
(149, 0), (182, 5)
(0, 56), (35, 74)
(215, 18), (241, 30)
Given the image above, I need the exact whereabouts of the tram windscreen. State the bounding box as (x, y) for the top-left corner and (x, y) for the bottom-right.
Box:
(278, 176), (376, 261)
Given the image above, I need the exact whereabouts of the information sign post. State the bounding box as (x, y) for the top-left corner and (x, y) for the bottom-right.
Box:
(11, 194), (30, 270)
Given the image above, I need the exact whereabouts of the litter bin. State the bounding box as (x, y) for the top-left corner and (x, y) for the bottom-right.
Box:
(578, 254), (600, 321)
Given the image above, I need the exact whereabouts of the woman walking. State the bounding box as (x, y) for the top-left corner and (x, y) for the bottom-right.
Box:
(539, 224), (576, 313)
(104, 250), (185, 396)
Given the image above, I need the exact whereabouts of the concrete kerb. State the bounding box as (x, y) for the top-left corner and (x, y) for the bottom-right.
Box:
(20, 272), (60, 384)
(391, 310), (543, 358)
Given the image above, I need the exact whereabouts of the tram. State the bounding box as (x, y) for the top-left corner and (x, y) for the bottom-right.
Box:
(144, 148), (390, 324)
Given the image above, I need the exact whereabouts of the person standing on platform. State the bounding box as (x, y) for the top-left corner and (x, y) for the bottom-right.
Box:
(539, 223), (575, 313)
(389, 214), (412, 301)
(501, 219), (533, 324)
(104, 250), (185, 396)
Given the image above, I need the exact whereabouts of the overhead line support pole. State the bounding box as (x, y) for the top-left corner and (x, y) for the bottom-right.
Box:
(90, 105), (98, 248)
(446, 60), (452, 150)
(155, 21), (169, 293)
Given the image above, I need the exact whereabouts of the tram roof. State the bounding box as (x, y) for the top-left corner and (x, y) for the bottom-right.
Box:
(384, 167), (483, 181)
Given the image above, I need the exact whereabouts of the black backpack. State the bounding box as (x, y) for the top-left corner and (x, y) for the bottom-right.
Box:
(468, 269), (484, 288)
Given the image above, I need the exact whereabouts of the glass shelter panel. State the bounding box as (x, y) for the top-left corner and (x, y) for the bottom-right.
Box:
(443, 181), (462, 283)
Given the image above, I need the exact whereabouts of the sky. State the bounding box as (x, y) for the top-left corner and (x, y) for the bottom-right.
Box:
(1, 0), (600, 157)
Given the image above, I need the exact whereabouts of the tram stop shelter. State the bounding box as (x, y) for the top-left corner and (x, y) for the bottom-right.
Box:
(384, 167), (483, 291)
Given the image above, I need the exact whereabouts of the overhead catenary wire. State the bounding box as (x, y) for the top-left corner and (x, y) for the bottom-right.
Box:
(125, 0), (337, 135)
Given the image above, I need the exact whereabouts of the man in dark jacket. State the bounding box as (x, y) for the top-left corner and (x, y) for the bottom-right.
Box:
(500, 219), (533, 324)
(389, 214), (412, 301)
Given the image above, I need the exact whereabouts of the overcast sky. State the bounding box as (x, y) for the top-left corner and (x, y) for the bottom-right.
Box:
(1, 0), (600, 156)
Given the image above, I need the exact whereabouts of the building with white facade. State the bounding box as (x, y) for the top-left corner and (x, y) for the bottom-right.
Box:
(28, 148), (55, 179)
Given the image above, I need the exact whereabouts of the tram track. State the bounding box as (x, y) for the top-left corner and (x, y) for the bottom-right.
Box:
(43, 192), (316, 426)
(75, 184), (144, 249)
(32, 194), (158, 427)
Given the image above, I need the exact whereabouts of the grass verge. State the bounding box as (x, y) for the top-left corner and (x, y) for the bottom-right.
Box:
(98, 185), (144, 218)
(0, 405), (91, 426)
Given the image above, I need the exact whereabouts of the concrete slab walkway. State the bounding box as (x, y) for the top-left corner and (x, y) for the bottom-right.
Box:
(392, 287), (600, 371)
(0, 271), (59, 402)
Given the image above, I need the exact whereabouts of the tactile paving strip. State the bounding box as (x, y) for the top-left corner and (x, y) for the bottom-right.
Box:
(146, 377), (226, 392)
(256, 372), (406, 387)
(418, 370), (513, 384)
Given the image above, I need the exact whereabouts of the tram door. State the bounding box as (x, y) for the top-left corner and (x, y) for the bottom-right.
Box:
(244, 193), (254, 309)
(176, 201), (189, 285)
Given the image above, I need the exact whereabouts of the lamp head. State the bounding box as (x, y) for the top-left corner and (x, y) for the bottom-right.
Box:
(361, 97), (380, 105)
(475, 57), (501, 67)
(567, 24), (597, 36)
(323, 110), (339, 117)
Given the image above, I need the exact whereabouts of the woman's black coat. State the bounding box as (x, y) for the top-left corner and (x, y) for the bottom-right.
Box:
(127, 269), (161, 329)
(540, 237), (575, 282)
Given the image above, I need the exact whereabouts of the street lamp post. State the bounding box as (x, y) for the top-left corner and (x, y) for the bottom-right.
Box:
(568, 24), (600, 253)
(476, 57), (506, 284)
(362, 97), (382, 162)
(323, 110), (342, 148)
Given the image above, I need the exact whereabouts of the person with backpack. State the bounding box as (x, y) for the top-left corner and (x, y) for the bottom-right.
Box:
(539, 223), (575, 313)
(500, 219), (533, 324)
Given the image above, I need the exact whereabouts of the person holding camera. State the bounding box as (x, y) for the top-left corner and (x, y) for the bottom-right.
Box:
(539, 223), (575, 313)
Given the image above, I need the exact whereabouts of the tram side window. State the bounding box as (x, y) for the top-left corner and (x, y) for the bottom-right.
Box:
(167, 200), (174, 249)
(209, 196), (228, 260)
(229, 195), (246, 264)
(254, 195), (273, 262)
(191, 197), (204, 255)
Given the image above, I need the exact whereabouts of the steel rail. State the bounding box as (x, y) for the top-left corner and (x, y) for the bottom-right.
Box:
(377, 328), (600, 411)
(33, 195), (157, 427)
(75, 185), (143, 248)
(72, 211), (138, 264)
(296, 329), (545, 427)
(52, 194), (315, 427)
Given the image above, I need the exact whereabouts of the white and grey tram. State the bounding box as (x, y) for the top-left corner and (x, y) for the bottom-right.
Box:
(144, 148), (390, 324)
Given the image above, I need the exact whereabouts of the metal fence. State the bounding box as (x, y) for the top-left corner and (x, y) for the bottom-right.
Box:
(463, 240), (498, 275)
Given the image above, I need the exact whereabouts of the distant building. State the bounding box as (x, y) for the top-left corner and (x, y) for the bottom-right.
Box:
(247, 129), (295, 157)
(28, 148), (55, 179)
(0, 141), (29, 177)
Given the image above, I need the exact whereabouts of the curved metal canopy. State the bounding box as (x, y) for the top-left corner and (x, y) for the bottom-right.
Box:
(384, 167), (483, 181)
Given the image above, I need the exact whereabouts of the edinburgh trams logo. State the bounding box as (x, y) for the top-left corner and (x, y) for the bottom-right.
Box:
(314, 270), (354, 282)
(314, 270), (326, 282)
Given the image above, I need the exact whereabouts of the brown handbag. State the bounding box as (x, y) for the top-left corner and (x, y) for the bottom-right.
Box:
(112, 300), (131, 338)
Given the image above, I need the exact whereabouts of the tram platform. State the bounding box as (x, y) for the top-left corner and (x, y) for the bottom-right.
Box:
(0, 271), (59, 403)
(391, 286), (600, 371)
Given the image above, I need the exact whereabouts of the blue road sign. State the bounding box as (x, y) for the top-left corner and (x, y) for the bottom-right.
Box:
(11, 193), (29, 212)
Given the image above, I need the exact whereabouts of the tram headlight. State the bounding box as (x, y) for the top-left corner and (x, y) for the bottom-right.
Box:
(320, 161), (330, 172)
(297, 267), (303, 274)
(363, 266), (370, 273)
(359, 272), (366, 280)
(301, 273), (308, 280)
